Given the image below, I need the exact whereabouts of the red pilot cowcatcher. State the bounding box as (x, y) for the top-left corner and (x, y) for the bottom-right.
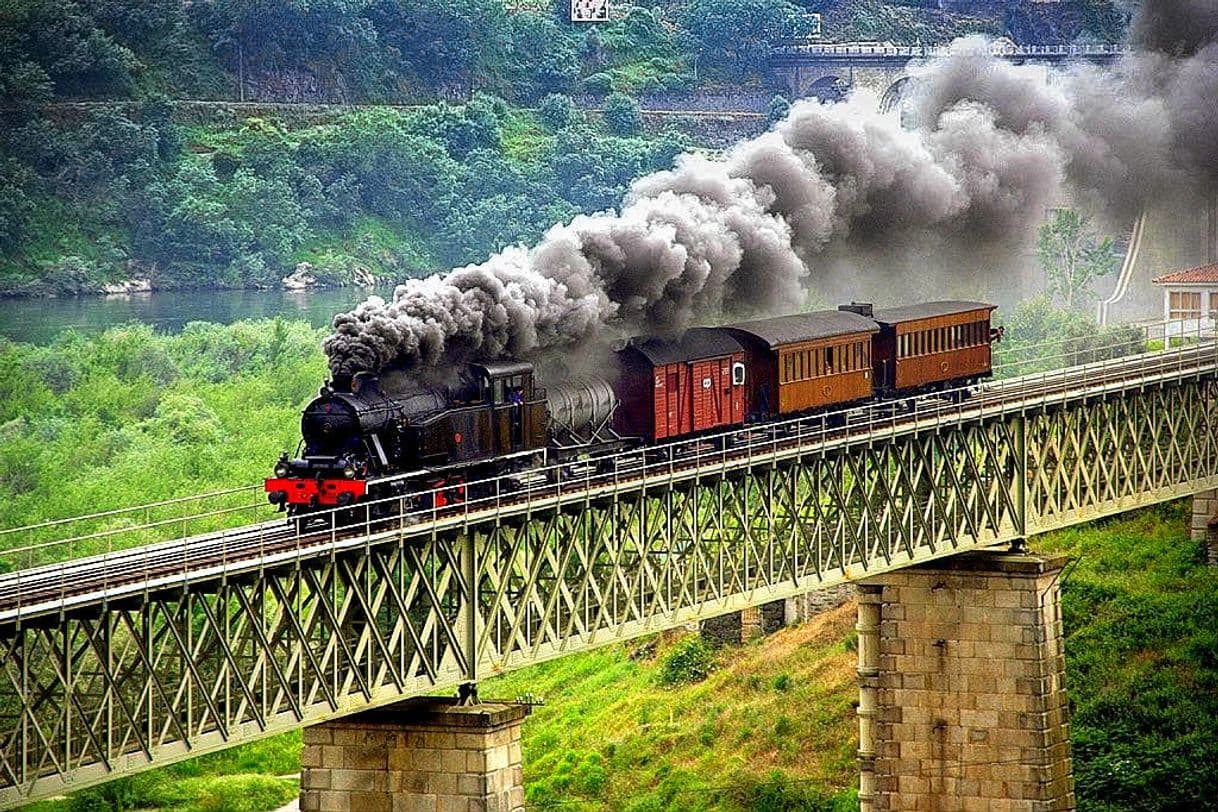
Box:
(265, 478), (367, 507)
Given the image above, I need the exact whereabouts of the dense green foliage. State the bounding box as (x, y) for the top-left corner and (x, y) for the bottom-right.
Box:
(0, 0), (1132, 295)
(0, 1), (1131, 107)
(0, 100), (691, 294)
(0, 320), (325, 557)
(994, 296), (1146, 377)
(1040, 501), (1218, 811)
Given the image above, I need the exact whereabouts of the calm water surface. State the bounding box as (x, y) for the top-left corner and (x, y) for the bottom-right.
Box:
(0, 289), (377, 344)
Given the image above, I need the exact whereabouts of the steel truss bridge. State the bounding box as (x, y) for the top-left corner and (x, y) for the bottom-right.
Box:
(0, 339), (1216, 806)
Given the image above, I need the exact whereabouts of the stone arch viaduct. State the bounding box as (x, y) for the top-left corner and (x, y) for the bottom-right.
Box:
(770, 41), (1128, 112)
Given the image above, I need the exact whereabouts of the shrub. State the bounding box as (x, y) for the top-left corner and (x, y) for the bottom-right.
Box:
(538, 93), (578, 130)
(581, 71), (614, 94)
(728, 769), (840, 812)
(603, 92), (642, 135)
(657, 635), (715, 686)
(767, 94), (791, 125)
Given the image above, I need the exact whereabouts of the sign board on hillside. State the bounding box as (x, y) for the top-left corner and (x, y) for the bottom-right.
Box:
(571, 0), (609, 22)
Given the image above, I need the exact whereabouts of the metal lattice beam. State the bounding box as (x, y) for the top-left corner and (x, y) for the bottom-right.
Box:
(0, 370), (1216, 806)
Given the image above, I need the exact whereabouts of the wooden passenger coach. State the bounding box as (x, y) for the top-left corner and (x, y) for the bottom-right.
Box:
(862, 301), (998, 394)
(724, 311), (880, 418)
(615, 328), (747, 441)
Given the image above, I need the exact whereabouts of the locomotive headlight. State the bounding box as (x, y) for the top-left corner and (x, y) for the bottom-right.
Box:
(343, 463), (357, 479)
(274, 461), (290, 478)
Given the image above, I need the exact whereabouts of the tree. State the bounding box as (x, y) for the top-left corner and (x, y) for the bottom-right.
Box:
(603, 92), (641, 136)
(766, 94), (791, 125)
(367, 0), (508, 98)
(681, 0), (807, 82)
(503, 12), (580, 102)
(4, 0), (138, 98)
(538, 93), (578, 131)
(1036, 209), (1119, 310)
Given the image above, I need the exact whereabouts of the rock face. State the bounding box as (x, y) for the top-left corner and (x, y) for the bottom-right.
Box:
(282, 263), (317, 290)
(101, 278), (152, 295)
(283, 260), (377, 290)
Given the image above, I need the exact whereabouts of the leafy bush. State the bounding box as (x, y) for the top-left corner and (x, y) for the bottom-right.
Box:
(767, 94), (791, 125)
(657, 635), (715, 686)
(727, 769), (847, 812)
(603, 92), (642, 136)
(538, 93), (578, 130)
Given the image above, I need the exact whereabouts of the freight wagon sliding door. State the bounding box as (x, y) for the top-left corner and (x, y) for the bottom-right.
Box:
(690, 359), (727, 432)
(654, 366), (683, 440)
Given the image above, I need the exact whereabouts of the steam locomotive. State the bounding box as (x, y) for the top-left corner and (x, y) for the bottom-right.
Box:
(266, 301), (1000, 517)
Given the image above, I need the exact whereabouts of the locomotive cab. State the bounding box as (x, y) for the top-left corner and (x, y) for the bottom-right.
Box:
(469, 362), (548, 454)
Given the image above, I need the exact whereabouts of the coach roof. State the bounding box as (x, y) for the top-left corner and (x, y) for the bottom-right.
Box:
(724, 310), (879, 349)
(870, 300), (996, 324)
(622, 327), (743, 366)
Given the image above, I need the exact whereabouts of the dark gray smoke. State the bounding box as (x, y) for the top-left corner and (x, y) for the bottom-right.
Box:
(324, 4), (1218, 378)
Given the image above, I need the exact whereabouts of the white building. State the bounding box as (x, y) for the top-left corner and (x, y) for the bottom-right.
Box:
(1153, 263), (1218, 336)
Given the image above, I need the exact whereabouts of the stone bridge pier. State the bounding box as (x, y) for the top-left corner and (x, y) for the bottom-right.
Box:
(856, 551), (1074, 811)
(300, 698), (529, 812)
(770, 57), (912, 110)
(1191, 489), (1218, 564)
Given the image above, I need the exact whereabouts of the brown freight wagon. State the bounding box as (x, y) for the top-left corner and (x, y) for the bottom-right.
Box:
(852, 301), (998, 395)
(723, 311), (880, 419)
(615, 328), (747, 442)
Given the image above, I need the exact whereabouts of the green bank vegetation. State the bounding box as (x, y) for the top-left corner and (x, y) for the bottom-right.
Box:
(1, 0), (1131, 296)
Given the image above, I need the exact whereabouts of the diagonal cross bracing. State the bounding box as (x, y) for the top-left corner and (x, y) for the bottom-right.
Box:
(0, 354), (1216, 806)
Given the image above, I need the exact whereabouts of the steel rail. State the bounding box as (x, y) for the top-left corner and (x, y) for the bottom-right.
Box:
(0, 320), (1162, 550)
(0, 338), (1212, 623)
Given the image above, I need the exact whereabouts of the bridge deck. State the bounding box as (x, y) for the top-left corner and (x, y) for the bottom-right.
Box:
(0, 340), (1214, 806)
(0, 342), (1211, 624)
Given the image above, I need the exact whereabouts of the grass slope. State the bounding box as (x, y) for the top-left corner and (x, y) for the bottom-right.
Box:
(1038, 501), (1218, 811)
(482, 606), (861, 811)
(26, 503), (1218, 811)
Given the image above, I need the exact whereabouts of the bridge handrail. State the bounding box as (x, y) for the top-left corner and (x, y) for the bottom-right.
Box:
(0, 484), (261, 538)
(771, 42), (1130, 58)
(0, 319), (1205, 578)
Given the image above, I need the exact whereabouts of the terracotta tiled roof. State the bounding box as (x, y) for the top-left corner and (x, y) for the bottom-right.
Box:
(1153, 263), (1218, 284)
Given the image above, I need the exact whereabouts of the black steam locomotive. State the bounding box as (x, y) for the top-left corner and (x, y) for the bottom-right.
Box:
(266, 301), (1000, 518)
(265, 361), (619, 514)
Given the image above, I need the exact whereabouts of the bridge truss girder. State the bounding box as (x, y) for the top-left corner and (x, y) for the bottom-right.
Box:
(1, 376), (1216, 806)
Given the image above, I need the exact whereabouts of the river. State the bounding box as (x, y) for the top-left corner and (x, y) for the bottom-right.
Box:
(0, 288), (376, 344)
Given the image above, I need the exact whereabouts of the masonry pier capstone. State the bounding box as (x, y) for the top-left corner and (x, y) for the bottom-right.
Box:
(300, 698), (528, 812)
(857, 551), (1074, 811)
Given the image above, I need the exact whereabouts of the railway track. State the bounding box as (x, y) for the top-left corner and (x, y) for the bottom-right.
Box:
(1, 342), (1213, 620)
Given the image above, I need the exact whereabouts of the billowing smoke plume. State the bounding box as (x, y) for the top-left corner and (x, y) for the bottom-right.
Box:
(324, 3), (1218, 379)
